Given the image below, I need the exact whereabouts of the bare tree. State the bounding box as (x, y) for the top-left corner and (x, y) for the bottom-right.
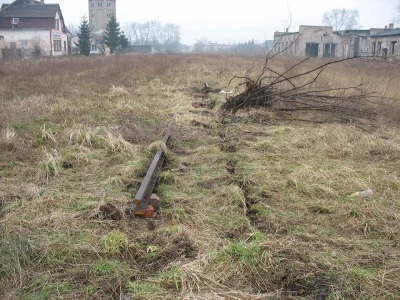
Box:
(323, 9), (360, 31)
(137, 22), (151, 44)
(193, 38), (210, 52)
(31, 35), (45, 57)
(67, 23), (79, 36)
(162, 23), (181, 52)
(397, 2), (400, 23)
(124, 20), (182, 52)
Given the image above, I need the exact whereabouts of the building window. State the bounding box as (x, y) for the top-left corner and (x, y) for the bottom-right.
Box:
(91, 3), (94, 7)
(107, 2), (111, 7)
(0, 35), (4, 41)
(53, 39), (62, 52)
(390, 41), (397, 54)
(55, 19), (60, 30)
(64, 41), (67, 52)
(377, 42), (382, 54)
(372, 42), (376, 55)
(91, 44), (97, 51)
(98, 2), (102, 6)
(323, 43), (336, 57)
(92, 14), (94, 18)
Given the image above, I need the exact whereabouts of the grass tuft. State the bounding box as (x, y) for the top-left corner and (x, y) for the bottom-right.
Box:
(100, 230), (129, 255)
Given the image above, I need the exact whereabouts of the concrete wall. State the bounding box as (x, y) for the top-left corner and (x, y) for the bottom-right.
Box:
(298, 26), (342, 57)
(273, 25), (400, 60)
(0, 29), (51, 56)
(369, 36), (400, 58)
(274, 32), (299, 55)
(51, 11), (68, 56)
(0, 27), (68, 57)
(274, 26), (343, 57)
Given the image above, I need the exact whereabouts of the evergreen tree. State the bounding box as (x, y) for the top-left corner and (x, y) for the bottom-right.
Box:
(103, 15), (121, 54)
(119, 31), (130, 52)
(75, 16), (91, 56)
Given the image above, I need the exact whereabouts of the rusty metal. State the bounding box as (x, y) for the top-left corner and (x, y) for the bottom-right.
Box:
(133, 133), (170, 216)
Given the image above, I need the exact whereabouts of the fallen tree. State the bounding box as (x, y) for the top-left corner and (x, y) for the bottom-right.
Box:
(221, 54), (379, 125)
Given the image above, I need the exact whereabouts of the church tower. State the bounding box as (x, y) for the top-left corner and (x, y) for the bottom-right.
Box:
(88, 0), (116, 32)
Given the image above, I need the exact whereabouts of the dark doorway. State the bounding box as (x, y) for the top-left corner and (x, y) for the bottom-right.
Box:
(354, 37), (360, 56)
(306, 43), (319, 57)
(382, 48), (388, 60)
(390, 41), (397, 54)
(323, 43), (336, 57)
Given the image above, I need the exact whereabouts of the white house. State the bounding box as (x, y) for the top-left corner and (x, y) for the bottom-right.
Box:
(0, 0), (69, 58)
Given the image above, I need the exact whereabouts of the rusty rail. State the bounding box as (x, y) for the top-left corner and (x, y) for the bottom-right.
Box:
(133, 133), (170, 216)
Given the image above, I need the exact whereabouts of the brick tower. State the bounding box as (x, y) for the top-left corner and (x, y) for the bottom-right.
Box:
(88, 0), (116, 32)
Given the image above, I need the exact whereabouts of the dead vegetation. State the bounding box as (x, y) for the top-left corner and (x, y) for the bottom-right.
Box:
(0, 54), (400, 299)
(221, 55), (386, 128)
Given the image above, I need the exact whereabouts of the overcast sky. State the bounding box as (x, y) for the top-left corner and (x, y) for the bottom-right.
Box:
(1, 0), (399, 44)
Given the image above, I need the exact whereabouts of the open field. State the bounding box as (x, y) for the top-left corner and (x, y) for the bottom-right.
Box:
(1, 54), (400, 299)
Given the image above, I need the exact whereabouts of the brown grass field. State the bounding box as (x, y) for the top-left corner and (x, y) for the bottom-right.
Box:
(0, 54), (400, 299)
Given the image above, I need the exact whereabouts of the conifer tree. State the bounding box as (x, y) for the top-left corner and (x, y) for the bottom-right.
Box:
(119, 31), (130, 52)
(75, 16), (91, 56)
(103, 15), (121, 54)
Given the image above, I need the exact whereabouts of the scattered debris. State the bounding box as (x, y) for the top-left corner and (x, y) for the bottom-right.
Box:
(219, 90), (233, 95)
(191, 99), (216, 109)
(190, 120), (211, 129)
(130, 134), (169, 218)
(225, 161), (236, 175)
(347, 189), (373, 199)
(221, 55), (379, 125)
(201, 81), (223, 94)
(99, 203), (123, 221)
(149, 193), (161, 212)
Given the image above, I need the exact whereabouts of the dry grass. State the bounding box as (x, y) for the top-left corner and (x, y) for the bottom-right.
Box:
(0, 54), (400, 299)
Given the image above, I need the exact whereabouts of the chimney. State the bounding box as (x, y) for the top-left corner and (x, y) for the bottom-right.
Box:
(389, 23), (394, 30)
(29, 0), (34, 4)
(286, 28), (289, 32)
(385, 25), (387, 30)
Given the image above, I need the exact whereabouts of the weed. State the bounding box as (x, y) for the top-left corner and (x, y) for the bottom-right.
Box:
(165, 207), (188, 223)
(12, 123), (30, 132)
(38, 150), (60, 180)
(350, 267), (376, 281)
(156, 266), (182, 291)
(92, 259), (124, 276)
(218, 241), (262, 264)
(158, 170), (177, 184)
(35, 124), (56, 146)
(126, 282), (162, 298)
(0, 233), (36, 289)
(100, 230), (129, 255)
(250, 230), (267, 242)
(154, 184), (174, 207)
(108, 85), (130, 100)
